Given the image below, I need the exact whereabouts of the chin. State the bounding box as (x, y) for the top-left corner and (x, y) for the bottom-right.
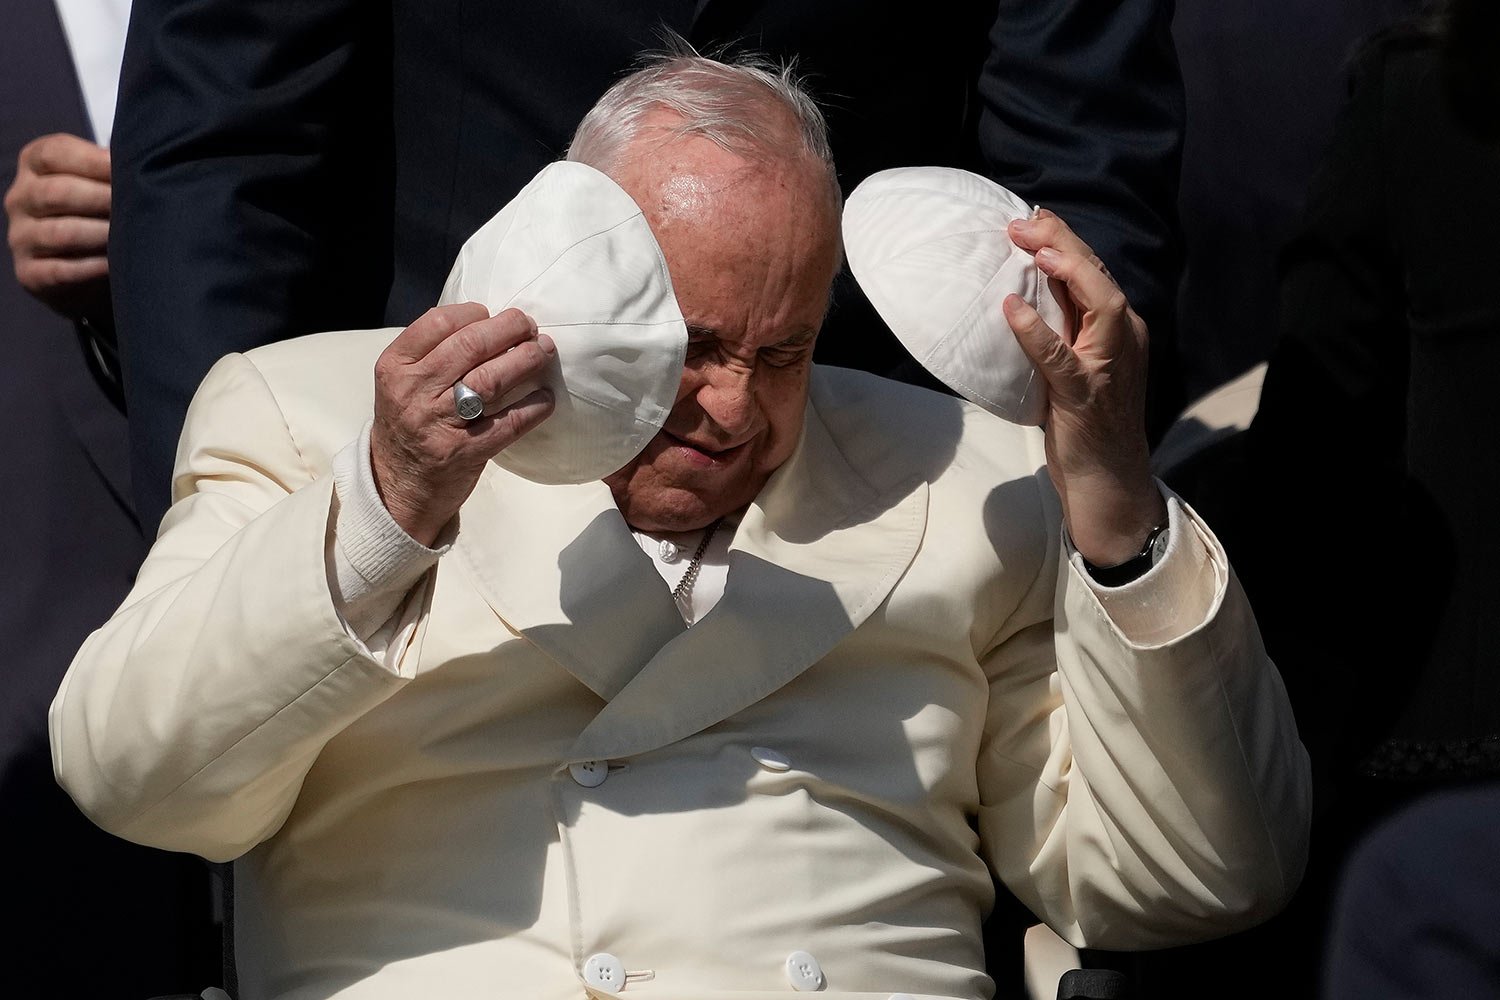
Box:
(616, 490), (727, 534)
(607, 473), (760, 534)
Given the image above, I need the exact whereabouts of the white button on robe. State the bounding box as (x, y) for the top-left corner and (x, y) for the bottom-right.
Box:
(751, 746), (792, 772)
(785, 950), (826, 991)
(569, 760), (609, 788)
(582, 952), (627, 991)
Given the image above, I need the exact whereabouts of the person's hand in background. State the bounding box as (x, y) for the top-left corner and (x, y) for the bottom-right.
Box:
(5, 133), (111, 321)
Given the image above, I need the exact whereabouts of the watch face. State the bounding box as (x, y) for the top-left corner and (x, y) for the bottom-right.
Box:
(1150, 525), (1171, 563)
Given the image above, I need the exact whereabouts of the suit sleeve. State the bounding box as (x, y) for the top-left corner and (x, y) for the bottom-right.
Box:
(975, 472), (1311, 949)
(50, 354), (428, 862)
(110, 0), (394, 531)
(977, 0), (1185, 431)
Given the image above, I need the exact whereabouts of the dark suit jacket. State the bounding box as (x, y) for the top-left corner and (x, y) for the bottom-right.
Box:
(0, 0), (217, 990)
(110, 0), (1186, 531)
(1126, 30), (1500, 999)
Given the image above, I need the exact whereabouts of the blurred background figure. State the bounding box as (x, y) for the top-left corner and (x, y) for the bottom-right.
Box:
(1151, 0), (1500, 993)
(1171, 0), (1417, 405)
(108, 0), (1188, 534)
(1325, 782), (1500, 998)
(1247, 0), (1500, 874)
(1, 0), (217, 991)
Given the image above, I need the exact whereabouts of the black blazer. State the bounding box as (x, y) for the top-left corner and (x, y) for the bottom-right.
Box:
(111, 0), (1185, 530)
(0, 0), (217, 991)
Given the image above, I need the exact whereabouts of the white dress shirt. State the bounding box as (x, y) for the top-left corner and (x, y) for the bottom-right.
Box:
(53, 0), (131, 146)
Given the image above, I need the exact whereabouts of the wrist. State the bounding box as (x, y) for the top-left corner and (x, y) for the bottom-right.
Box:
(369, 450), (446, 548)
(1063, 473), (1167, 567)
(1081, 521), (1170, 587)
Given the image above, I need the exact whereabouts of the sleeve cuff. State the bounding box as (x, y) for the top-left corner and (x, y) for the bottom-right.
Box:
(1066, 485), (1227, 647)
(329, 421), (449, 638)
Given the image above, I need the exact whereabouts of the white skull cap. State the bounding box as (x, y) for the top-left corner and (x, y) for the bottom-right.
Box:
(842, 166), (1067, 426)
(439, 160), (688, 484)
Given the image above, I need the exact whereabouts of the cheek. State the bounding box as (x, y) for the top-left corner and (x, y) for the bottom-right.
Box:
(753, 375), (809, 466)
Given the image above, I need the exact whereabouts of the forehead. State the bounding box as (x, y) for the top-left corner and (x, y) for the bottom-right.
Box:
(612, 131), (840, 340)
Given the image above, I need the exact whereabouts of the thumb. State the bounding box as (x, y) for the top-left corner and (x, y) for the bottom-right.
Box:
(1003, 293), (1079, 398)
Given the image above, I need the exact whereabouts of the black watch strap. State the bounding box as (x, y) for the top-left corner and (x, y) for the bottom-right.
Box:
(1081, 522), (1169, 587)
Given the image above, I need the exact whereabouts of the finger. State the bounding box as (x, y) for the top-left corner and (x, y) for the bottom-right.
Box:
(421, 306), (538, 382)
(16, 216), (109, 258)
(1006, 212), (1095, 261)
(14, 173), (111, 218)
(1034, 247), (1131, 318)
(22, 133), (111, 182)
(466, 387), (556, 446)
(1003, 292), (1081, 398)
(16, 255), (109, 293)
(383, 302), (491, 364)
(456, 333), (558, 417)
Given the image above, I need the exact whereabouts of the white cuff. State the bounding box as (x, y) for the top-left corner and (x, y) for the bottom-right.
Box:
(1067, 486), (1226, 647)
(327, 421), (448, 640)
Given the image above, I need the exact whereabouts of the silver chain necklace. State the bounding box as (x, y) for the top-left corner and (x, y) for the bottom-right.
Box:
(671, 517), (725, 615)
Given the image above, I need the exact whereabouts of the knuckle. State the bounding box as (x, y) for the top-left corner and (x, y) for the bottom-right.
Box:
(499, 307), (537, 336)
(35, 217), (68, 253)
(422, 306), (461, 339)
(373, 351), (408, 387)
(449, 323), (487, 361)
(34, 176), (67, 214)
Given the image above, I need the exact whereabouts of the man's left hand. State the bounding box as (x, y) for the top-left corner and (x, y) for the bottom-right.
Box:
(1002, 209), (1167, 567)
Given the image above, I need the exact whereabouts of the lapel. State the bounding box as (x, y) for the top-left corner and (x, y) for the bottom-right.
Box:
(569, 390), (928, 762)
(453, 469), (687, 703)
(455, 376), (929, 759)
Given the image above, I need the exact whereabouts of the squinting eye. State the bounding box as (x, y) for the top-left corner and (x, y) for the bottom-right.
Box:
(762, 346), (809, 368)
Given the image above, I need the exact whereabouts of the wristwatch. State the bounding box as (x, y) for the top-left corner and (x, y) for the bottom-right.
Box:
(1081, 522), (1170, 587)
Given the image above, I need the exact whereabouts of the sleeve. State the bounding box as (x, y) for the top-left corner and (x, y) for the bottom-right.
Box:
(976, 0), (1186, 431)
(49, 354), (432, 862)
(109, 0), (394, 530)
(974, 474), (1312, 950)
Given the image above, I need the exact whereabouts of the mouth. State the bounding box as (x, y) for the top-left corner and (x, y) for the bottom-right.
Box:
(662, 431), (747, 469)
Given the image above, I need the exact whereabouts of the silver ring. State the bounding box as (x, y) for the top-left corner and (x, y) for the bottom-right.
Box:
(452, 380), (485, 421)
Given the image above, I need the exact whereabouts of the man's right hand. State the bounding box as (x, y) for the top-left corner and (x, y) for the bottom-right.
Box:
(4, 133), (112, 320)
(371, 303), (556, 546)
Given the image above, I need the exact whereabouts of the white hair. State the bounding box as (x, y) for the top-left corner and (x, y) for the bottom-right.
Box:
(566, 46), (835, 182)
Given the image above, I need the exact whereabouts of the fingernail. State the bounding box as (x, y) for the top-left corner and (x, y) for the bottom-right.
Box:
(538, 333), (557, 355)
(1011, 218), (1035, 233)
(1035, 247), (1061, 268)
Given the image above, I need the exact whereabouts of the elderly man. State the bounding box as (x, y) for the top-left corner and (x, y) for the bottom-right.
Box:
(53, 54), (1308, 999)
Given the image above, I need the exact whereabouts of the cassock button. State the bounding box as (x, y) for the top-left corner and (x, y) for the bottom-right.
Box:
(751, 746), (792, 772)
(659, 539), (681, 562)
(784, 950), (825, 991)
(570, 760), (609, 788)
(583, 952), (627, 991)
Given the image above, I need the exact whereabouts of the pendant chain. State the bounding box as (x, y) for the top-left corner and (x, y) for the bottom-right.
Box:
(671, 517), (725, 608)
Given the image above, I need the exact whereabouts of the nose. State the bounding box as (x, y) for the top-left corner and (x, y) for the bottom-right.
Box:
(692, 358), (759, 441)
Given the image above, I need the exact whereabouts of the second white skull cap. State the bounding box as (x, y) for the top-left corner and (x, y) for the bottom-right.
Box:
(843, 166), (1068, 426)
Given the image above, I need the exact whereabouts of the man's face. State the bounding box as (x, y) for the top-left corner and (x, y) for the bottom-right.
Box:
(603, 127), (842, 533)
